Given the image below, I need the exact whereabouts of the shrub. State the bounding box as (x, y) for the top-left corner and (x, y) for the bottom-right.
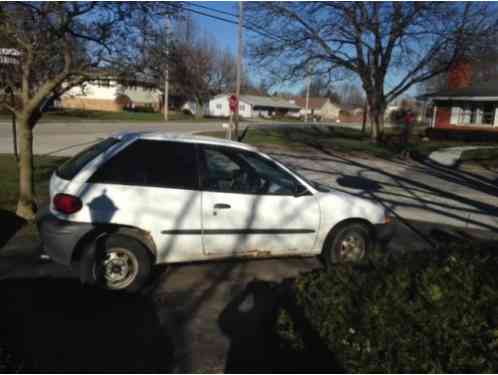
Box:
(426, 128), (498, 142)
(275, 244), (498, 373)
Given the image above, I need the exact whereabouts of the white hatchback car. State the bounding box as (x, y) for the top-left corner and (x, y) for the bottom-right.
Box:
(37, 131), (394, 292)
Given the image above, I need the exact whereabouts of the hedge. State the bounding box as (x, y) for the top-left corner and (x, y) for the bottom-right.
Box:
(426, 128), (498, 142)
(275, 244), (498, 373)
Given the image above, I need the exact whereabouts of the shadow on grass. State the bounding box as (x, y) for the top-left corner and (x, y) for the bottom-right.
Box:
(0, 209), (27, 250)
(0, 278), (174, 372)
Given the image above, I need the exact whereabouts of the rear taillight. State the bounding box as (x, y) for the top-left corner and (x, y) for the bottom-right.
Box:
(53, 193), (82, 214)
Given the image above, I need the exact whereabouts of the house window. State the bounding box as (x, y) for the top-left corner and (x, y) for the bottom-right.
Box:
(239, 104), (245, 111)
(97, 79), (112, 88)
(482, 104), (495, 125)
(216, 103), (222, 110)
(454, 103), (495, 126)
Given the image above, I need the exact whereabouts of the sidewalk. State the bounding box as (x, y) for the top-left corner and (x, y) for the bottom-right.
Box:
(428, 145), (497, 167)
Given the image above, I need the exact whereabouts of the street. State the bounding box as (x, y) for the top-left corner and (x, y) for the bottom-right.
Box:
(0, 119), (363, 156)
(0, 120), (227, 156)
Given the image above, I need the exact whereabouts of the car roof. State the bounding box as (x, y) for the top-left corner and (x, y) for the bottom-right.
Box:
(110, 131), (259, 152)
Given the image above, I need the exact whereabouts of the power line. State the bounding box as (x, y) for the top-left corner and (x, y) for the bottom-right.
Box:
(188, 2), (239, 19)
(168, 3), (280, 42)
(187, 2), (283, 42)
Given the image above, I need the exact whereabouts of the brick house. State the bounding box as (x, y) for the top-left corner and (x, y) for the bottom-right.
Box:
(59, 79), (161, 112)
(427, 60), (498, 130)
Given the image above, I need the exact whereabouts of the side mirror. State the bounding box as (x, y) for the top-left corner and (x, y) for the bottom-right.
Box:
(293, 183), (309, 197)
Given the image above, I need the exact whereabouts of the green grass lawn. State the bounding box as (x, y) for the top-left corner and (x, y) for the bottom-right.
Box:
(0, 154), (66, 252)
(201, 125), (498, 163)
(0, 109), (220, 123)
(0, 154), (66, 212)
(460, 147), (498, 169)
(202, 125), (415, 159)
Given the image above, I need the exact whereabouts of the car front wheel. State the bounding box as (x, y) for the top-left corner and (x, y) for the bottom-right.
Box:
(82, 234), (152, 292)
(324, 222), (372, 268)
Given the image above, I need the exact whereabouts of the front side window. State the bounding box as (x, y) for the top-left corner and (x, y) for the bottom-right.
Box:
(89, 140), (198, 189)
(201, 146), (305, 195)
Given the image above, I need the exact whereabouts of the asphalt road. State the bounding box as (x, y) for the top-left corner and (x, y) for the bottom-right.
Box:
(0, 120), (232, 156)
(0, 119), (363, 156)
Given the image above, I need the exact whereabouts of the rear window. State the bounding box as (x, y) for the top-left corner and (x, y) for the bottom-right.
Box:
(88, 139), (198, 190)
(56, 138), (120, 180)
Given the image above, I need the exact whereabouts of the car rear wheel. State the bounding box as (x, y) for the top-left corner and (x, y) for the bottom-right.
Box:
(82, 234), (152, 292)
(323, 222), (372, 268)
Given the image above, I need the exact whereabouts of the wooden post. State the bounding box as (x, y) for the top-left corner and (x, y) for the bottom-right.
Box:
(163, 16), (170, 121)
(234, 1), (243, 138)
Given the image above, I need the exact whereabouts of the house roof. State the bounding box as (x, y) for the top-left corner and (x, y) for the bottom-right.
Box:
(240, 95), (300, 109)
(212, 94), (299, 109)
(424, 80), (498, 100)
(292, 97), (330, 109)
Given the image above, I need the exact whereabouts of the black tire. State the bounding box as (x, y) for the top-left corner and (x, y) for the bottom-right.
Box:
(323, 222), (372, 269)
(80, 234), (152, 293)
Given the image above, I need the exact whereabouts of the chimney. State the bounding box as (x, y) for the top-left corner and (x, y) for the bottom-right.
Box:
(447, 58), (472, 89)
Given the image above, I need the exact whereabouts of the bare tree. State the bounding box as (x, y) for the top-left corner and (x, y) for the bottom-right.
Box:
(139, 16), (253, 116)
(298, 76), (340, 99)
(0, 2), (179, 219)
(339, 84), (366, 108)
(246, 2), (498, 141)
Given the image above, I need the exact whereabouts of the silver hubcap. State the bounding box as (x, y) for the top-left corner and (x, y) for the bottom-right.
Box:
(100, 248), (139, 290)
(338, 233), (366, 262)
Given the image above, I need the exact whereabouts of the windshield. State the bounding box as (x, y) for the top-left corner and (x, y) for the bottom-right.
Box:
(56, 138), (120, 180)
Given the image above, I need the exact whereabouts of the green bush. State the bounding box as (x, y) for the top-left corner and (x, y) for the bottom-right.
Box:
(275, 245), (498, 372)
(426, 128), (498, 142)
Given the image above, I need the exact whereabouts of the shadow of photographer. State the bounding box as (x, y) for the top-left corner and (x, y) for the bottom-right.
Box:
(0, 278), (174, 371)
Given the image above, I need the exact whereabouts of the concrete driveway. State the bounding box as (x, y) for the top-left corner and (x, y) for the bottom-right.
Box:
(263, 146), (498, 237)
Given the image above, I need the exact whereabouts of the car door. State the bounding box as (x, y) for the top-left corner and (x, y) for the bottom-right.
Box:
(199, 145), (320, 257)
(83, 139), (203, 264)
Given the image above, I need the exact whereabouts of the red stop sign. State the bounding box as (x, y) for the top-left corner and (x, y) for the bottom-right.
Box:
(229, 95), (238, 112)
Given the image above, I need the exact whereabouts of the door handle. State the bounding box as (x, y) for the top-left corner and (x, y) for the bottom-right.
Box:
(214, 203), (231, 209)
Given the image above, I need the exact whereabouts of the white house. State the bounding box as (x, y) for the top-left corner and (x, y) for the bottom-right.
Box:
(291, 97), (341, 120)
(60, 79), (161, 112)
(209, 94), (300, 118)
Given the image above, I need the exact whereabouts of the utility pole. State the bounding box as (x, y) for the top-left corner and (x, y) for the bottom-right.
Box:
(234, 1), (243, 138)
(304, 76), (310, 123)
(163, 16), (170, 121)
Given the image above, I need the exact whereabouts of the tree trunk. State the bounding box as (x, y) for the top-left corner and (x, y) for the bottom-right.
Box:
(16, 116), (37, 220)
(361, 102), (368, 133)
(194, 98), (204, 119)
(366, 95), (386, 143)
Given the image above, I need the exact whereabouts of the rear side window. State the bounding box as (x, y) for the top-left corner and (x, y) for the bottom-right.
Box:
(88, 140), (198, 190)
(56, 138), (119, 180)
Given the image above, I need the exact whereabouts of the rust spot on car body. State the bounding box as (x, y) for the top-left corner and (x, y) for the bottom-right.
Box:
(244, 249), (272, 257)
